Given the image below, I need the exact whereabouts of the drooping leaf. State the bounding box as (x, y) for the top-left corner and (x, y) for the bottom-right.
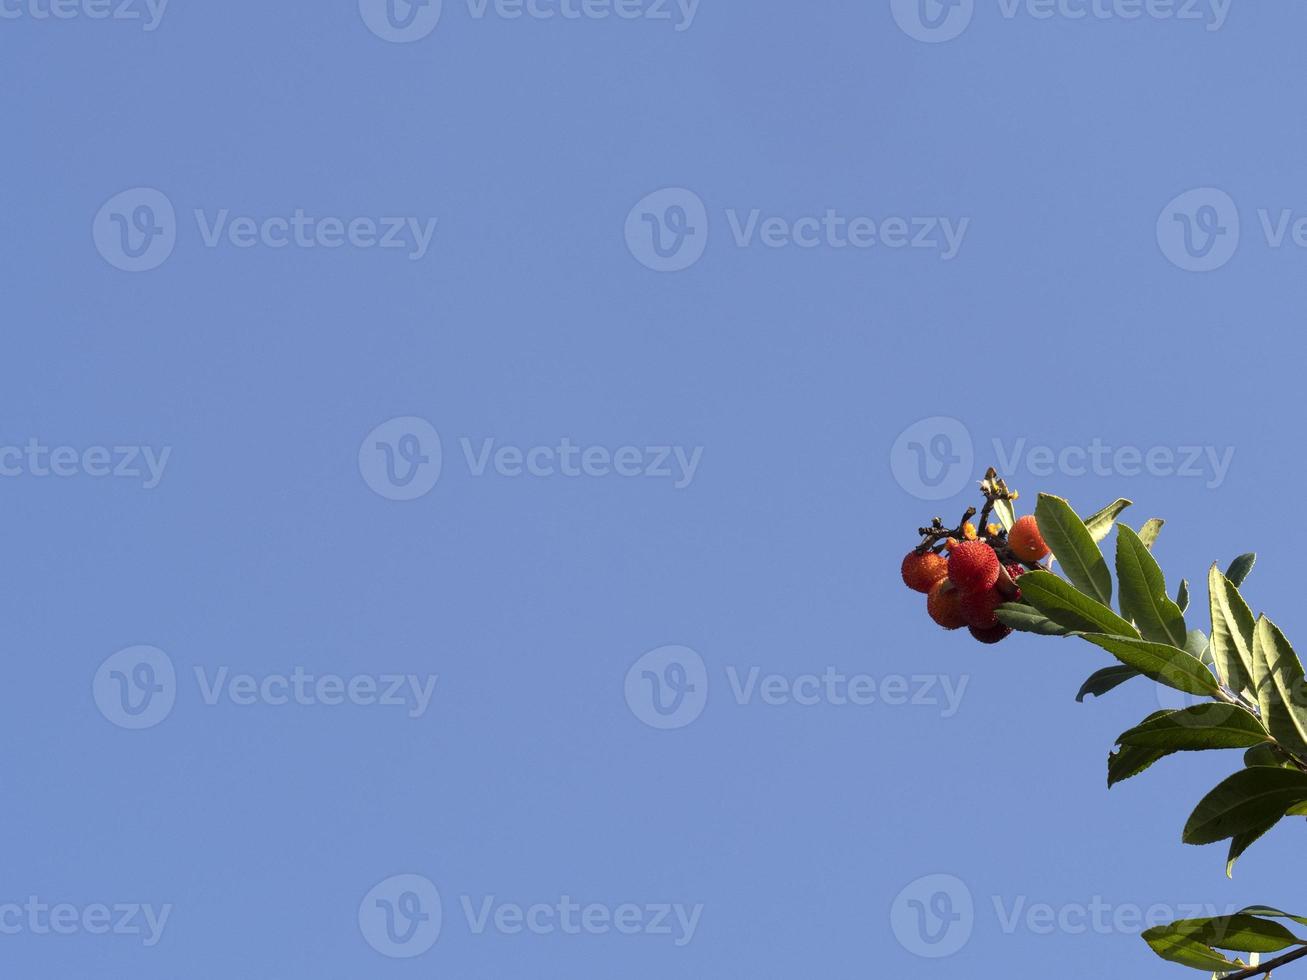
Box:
(1209, 565), (1256, 697)
(1109, 744), (1169, 787)
(1252, 616), (1307, 759)
(1116, 524), (1187, 647)
(1017, 571), (1138, 637)
(1149, 914), (1305, 954)
(1227, 553), (1257, 588)
(995, 603), (1072, 636)
(1227, 816), (1281, 878)
(1177, 579), (1190, 613)
(1083, 498), (1133, 544)
(1081, 634), (1221, 698)
(1183, 767), (1307, 845)
(1116, 704), (1267, 751)
(1076, 665), (1141, 702)
(1140, 927), (1244, 971)
(1033, 494), (1113, 606)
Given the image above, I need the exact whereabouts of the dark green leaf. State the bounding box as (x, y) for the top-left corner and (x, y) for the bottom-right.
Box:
(1177, 578), (1190, 614)
(1245, 744), (1291, 768)
(1083, 498), (1132, 544)
(1081, 634), (1221, 698)
(1210, 565), (1256, 698)
(1227, 553), (1257, 587)
(1239, 907), (1307, 928)
(995, 602), (1072, 636)
(1108, 744), (1169, 787)
(1117, 704), (1267, 751)
(1076, 665), (1140, 702)
(1185, 629), (1211, 663)
(1227, 816), (1281, 878)
(1018, 571), (1138, 637)
(1116, 524), (1187, 647)
(1183, 767), (1307, 845)
(1034, 494), (1113, 606)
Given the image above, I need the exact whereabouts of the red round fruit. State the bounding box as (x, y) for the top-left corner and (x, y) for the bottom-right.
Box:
(947, 541), (1000, 595)
(901, 550), (949, 594)
(961, 588), (1003, 630)
(927, 579), (967, 630)
(969, 623), (1013, 644)
(1009, 515), (1050, 562)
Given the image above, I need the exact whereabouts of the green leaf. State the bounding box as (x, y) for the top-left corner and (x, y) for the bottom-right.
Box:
(1076, 665), (1141, 702)
(1116, 524), (1187, 647)
(1141, 927), (1244, 971)
(1138, 518), (1165, 550)
(1083, 498), (1133, 543)
(1186, 629), (1212, 665)
(1245, 744), (1291, 768)
(1183, 767), (1307, 845)
(1251, 616), (1307, 758)
(1109, 744), (1169, 787)
(1227, 816), (1281, 878)
(1117, 704), (1267, 751)
(1151, 915), (1305, 954)
(1227, 553), (1257, 587)
(1081, 634), (1221, 698)
(995, 602), (1071, 636)
(1033, 494), (1113, 606)
(1238, 907), (1307, 929)
(1209, 566), (1256, 697)
(1177, 579), (1190, 613)
(1017, 571), (1138, 637)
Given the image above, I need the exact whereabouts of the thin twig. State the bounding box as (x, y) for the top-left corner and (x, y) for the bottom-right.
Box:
(1221, 943), (1307, 979)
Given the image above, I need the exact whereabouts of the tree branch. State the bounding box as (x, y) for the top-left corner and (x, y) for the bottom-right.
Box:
(1222, 944), (1307, 979)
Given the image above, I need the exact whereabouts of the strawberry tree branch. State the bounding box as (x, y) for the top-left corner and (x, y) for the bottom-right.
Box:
(1222, 943), (1307, 979)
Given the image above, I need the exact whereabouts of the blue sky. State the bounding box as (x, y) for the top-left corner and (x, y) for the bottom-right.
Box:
(1, 1), (1304, 977)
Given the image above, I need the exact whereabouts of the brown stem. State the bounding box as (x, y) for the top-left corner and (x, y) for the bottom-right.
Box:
(1220, 943), (1307, 979)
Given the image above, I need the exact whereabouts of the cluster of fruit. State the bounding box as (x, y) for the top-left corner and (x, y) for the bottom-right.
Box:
(901, 515), (1051, 644)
